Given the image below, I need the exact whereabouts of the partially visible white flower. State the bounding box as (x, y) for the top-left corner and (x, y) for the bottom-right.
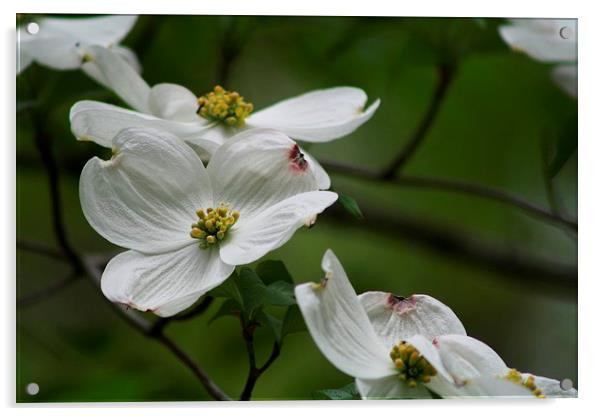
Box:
(499, 19), (577, 97)
(17, 15), (140, 84)
(295, 249), (577, 399)
(80, 127), (337, 317)
(69, 45), (380, 189)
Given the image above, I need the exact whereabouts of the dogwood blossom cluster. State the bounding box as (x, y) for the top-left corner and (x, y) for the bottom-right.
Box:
(295, 250), (577, 399)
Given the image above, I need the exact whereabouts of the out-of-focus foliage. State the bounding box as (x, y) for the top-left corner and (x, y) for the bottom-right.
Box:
(17, 15), (577, 402)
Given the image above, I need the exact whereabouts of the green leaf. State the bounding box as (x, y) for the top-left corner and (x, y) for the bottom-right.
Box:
(255, 310), (283, 341)
(265, 281), (296, 306)
(548, 115), (577, 178)
(207, 273), (243, 305)
(208, 298), (241, 324)
(281, 305), (306, 340)
(338, 194), (364, 219)
(312, 382), (360, 400)
(255, 260), (294, 285)
(236, 267), (268, 319)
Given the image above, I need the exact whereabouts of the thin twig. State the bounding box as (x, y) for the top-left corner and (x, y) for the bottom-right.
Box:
(239, 322), (281, 400)
(82, 256), (231, 401)
(215, 18), (251, 87)
(31, 114), (83, 272)
(324, 203), (577, 294)
(17, 239), (66, 262)
(381, 63), (456, 178)
(17, 272), (81, 308)
(321, 159), (577, 231)
(540, 135), (567, 218)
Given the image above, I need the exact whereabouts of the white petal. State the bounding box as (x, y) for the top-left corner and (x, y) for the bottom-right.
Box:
(101, 246), (234, 317)
(40, 15), (137, 46)
(404, 334), (452, 383)
(148, 83), (201, 122)
(85, 45), (151, 112)
(293, 250), (396, 379)
(112, 45), (142, 74)
(552, 64), (577, 97)
(434, 334), (507, 383)
(356, 375), (431, 399)
(80, 127), (213, 253)
(526, 374), (577, 398)
(208, 129), (321, 218)
(196, 124), (237, 145)
(304, 150), (331, 189)
(431, 376), (535, 399)
(19, 34), (81, 70)
(499, 19), (577, 62)
(219, 191), (337, 265)
(70, 100), (220, 155)
(359, 292), (466, 350)
(246, 87), (380, 142)
(82, 45), (142, 86)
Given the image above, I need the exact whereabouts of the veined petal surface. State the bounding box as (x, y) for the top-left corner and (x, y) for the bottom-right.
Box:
(101, 246), (233, 317)
(80, 127), (213, 253)
(294, 250), (396, 379)
(246, 87), (380, 142)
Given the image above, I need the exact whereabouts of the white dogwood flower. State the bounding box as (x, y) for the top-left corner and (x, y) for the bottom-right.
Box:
(17, 15), (140, 83)
(499, 19), (577, 96)
(69, 45), (380, 189)
(80, 127), (337, 317)
(295, 250), (577, 399)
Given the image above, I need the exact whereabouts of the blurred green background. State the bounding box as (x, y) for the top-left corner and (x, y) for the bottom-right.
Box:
(16, 15), (577, 402)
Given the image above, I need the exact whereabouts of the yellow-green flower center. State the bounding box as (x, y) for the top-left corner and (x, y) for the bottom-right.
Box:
(190, 203), (240, 248)
(390, 341), (437, 388)
(196, 85), (253, 127)
(505, 368), (545, 398)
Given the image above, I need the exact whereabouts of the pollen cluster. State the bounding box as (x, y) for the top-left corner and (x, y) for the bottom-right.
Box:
(390, 341), (437, 388)
(190, 203), (240, 248)
(196, 85), (253, 127)
(505, 368), (545, 398)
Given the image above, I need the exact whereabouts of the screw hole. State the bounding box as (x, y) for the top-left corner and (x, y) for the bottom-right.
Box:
(26, 22), (39, 35)
(25, 382), (39, 396)
(560, 378), (573, 390)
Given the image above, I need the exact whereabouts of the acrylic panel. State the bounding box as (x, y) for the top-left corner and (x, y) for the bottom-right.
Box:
(16, 14), (577, 402)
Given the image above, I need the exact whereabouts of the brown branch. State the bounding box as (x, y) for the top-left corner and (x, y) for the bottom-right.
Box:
(17, 239), (66, 262)
(323, 203), (577, 294)
(17, 271), (81, 308)
(322, 159), (577, 231)
(31, 113), (83, 273)
(82, 255), (231, 401)
(381, 63), (455, 178)
(239, 323), (281, 401)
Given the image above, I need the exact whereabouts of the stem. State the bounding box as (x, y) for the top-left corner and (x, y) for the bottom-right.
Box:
(31, 113), (83, 273)
(239, 326), (281, 400)
(17, 272), (81, 308)
(321, 159), (577, 232)
(17, 239), (66, 262)
(381, 63), (455, 178)
(324, 203), (577, 294)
